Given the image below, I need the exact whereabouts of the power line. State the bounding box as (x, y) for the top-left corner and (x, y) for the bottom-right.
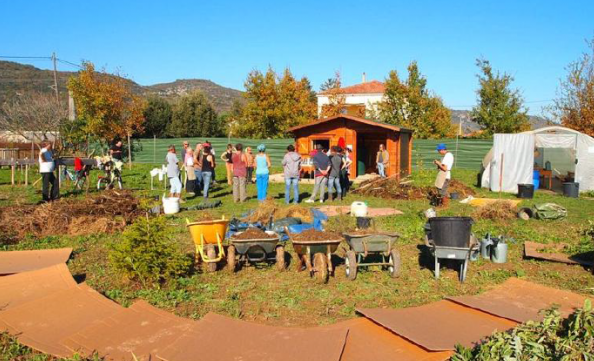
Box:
(56, 58), (83, 69)
(0, 55), (51, 60)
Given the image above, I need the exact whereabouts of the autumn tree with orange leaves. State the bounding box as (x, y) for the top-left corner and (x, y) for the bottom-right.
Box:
(68, 62), (146, 168)
(552, 38), (594, 137)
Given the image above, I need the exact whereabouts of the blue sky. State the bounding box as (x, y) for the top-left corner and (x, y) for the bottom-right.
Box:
(1, 0), (593, 115)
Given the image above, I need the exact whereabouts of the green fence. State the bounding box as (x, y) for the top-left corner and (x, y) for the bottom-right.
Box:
(412, 139), (492, 170)
(134, 137), (492, 170)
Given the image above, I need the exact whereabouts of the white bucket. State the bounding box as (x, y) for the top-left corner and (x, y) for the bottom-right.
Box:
(350, 201), (368, 217)
(162, 196), (180, 214)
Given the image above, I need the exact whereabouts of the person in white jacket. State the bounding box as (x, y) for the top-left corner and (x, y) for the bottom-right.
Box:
(39, 141), (58, 202)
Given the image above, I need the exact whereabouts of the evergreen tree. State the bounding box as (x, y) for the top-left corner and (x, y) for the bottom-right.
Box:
(167, 91), (220, 137)
(377, 62), (453, 139)
(141, 97), (172, 138)
(471, 59), (530, 136)
(319, 77), (339, 92)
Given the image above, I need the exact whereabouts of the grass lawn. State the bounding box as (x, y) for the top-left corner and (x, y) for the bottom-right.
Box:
(1, 163), (594, 360)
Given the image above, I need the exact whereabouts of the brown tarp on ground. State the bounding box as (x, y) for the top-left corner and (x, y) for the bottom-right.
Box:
(62, 300), (195, 361)
(333, 318), (452, 361)
(0, 247), (72, 275)
(156, 313), (348, 361)
(447, 277), (589, 323)
(524, 241), (594, 267)
(316, 205), (403, 217)
(357, 301), (517, 351)
(0, 264), (76, 311)
(0, 283), (122, 358)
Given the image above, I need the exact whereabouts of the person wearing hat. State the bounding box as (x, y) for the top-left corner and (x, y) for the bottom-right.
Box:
(434, 143), (454, 207)
(255, 144), (271, 202)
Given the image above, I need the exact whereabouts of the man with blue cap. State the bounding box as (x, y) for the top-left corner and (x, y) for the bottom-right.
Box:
(434, 143), (454, 207)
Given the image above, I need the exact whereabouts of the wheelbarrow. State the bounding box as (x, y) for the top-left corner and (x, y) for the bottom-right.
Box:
(425, 236), (478, 283)
(291, 239), (341, 284)
(227, 230), (286, 272)
(186, 217), (229, 272)
(342, 233), (401, 280)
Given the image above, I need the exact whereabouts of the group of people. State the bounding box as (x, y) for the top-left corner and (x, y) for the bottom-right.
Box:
(166, 140), (217, 200)
(305, 144), (352, 203)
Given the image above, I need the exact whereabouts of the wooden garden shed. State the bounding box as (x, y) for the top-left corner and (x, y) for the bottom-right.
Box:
(288, 115), (413, 179)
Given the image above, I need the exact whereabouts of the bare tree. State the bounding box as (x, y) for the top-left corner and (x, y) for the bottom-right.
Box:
(0, 92), (68, 146)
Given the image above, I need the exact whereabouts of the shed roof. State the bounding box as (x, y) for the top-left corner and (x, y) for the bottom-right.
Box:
(288, 115), (412, 133)
(318, 80), (385, 96)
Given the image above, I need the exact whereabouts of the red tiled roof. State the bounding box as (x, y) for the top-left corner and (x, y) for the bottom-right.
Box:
(319, 80), (385, 95)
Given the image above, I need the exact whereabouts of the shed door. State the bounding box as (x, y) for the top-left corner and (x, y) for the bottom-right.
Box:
(400, 133), (410, 175)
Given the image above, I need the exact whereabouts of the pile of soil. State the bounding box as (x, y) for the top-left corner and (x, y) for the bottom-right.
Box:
(232, 228), (277, 240)
(193, 211), (217, 222)
(290, 229), (340, 242)
(473, 201), (517, 220)
(244, 200), (313, 223)
(0, 190), (143, 244)
(352, 177), (431, 200)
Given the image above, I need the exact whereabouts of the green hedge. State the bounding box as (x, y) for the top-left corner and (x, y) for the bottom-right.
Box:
(134, 137), (492, 170)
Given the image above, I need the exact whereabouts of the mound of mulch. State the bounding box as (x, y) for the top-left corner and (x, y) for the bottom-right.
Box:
(231, 228), (277, 240)
(244, 200), (313, 224)
(290, 229), (340, 242)
(353, 176), (476, 200)
(0, 190), (143, 244)
(473, 201), (517, 220)
(352, 177), (431, 200)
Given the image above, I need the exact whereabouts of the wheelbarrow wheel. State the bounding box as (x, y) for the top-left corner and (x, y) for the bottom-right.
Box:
(205, 245), (217, 273)
(275, 246), (286, 271)
(345, 251), (357, 281)
(227, 245), (237, 272)
(388, 249), (401, 278)
(313, 253), (329, 284)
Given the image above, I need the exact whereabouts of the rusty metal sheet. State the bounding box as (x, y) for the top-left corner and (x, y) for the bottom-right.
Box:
(0, 264), (76, 311)
(62, 300), (194, 361)
(448, 278), (589, 323)
(333, 318), (452, 361)
(156, 313), (348, 361)
(0, 283), (122, 358)
(0, 248), (73, 275)
(357, 301), (517, 351)
(524, 241), (593, 266)
(316, 205), (403, 217)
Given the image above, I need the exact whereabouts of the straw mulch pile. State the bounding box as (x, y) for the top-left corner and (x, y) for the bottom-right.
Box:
(0, 190), (143, 244)
(473, 200), (517, 220)
(244, 200), (313, 224)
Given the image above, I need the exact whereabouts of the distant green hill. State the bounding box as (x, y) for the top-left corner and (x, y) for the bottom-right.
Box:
(0, 60), (243, 113)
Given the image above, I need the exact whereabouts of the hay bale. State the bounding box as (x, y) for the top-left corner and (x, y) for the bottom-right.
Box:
(473, 201), (517, 220)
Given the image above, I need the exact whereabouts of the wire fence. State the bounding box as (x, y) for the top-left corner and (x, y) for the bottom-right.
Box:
(133, 137), (492, 170)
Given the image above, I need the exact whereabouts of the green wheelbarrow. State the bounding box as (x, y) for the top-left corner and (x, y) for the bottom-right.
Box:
(342, 233), (401, 280)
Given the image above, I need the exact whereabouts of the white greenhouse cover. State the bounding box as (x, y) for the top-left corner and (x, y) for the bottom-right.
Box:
(481, 126), (594, 193)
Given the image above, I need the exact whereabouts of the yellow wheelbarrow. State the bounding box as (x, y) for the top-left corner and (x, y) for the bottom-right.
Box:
(186, 217), (230, 272)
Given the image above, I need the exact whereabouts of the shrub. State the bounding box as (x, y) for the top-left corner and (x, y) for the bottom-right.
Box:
(109, 216), (192, 286)
(451, 300), (594, 360)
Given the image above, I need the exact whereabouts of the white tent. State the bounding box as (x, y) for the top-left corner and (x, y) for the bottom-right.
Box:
(481, 126), (594, 193)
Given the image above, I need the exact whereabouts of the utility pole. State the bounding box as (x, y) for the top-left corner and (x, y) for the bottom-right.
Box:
(51, 52), (59, 104)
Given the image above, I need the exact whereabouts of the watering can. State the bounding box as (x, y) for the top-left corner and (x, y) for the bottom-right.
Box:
(490, 239), (508, 264)
(480, 234), (494, 259)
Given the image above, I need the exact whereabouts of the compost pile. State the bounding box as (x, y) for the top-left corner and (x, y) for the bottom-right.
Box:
(290, 229), (340, 242)
(0, 190), (143, 243)
(244, 200), (313, 223)
(232, 228), (277, 240)
(352, 177), (430, 200)
(473, 201), (517, 220)
(448, 179), (476, 197)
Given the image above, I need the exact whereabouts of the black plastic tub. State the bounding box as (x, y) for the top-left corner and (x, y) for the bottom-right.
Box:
(356, 217), (372, 229)
(563, 182), (579, 198)
(428, 217), (473, 248)
(517, 184), (534, 199)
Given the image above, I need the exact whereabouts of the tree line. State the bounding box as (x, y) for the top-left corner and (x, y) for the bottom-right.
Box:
(1, 37), (594, 148)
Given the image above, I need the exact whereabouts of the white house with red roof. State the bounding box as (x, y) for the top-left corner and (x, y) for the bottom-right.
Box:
(317, 74), (385, 118)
